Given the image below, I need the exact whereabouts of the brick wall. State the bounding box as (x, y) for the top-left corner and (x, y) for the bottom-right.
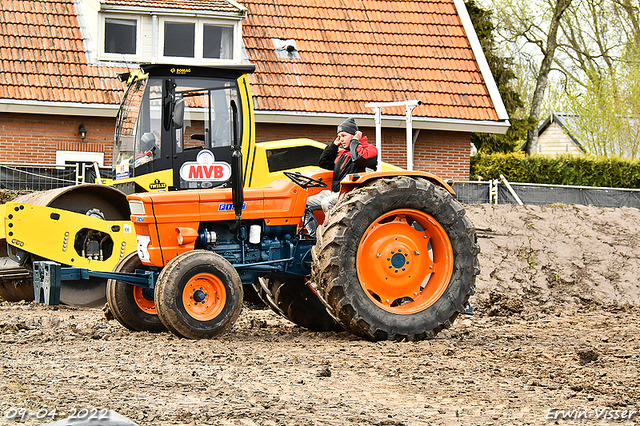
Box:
(256, 123), (472, 180)
(0, 113), (115, 165)
(0, 114), (472, 180)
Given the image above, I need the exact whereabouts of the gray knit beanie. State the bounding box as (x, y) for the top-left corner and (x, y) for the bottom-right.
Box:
(337, 117), (358, 135)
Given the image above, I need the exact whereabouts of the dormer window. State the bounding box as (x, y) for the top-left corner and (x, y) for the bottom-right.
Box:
(104, 18), (137, 55)
(159, 18), (235, 62)
(204, 25), (233, 59)
(95, 4), (243, 65)
(163, 21), (195, 57)
(100, 15), (141, 59)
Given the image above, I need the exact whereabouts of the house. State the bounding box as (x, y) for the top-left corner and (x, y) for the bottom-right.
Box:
(0, 0), (509, 181)
(536, 112), (640, 159)
(535, 112), (586, 156)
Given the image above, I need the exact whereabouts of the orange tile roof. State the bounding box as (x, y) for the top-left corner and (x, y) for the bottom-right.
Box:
(242, 0), (500, 121)
(0, 0), (126, 105)
(102, 0), (243, 14)
(0, 0), (502, 123)
(0, 0), (244, 106)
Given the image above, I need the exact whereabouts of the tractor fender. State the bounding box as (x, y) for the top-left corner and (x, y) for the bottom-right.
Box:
(306, 169), (334, 197)
(337, 171), (455, 196)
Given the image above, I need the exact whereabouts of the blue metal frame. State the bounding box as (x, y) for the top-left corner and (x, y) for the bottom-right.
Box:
(59, 267), (158, 288)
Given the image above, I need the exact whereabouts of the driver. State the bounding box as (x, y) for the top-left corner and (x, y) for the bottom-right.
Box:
(306, 117), (377, 230)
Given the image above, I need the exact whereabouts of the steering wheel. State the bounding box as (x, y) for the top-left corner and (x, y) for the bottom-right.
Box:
(284, 171), (328, 189)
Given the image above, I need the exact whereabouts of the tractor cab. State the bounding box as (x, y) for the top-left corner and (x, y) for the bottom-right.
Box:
(113, 64), (256, 193)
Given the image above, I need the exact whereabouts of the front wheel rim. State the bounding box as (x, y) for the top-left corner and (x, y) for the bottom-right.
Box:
(356, 209), (454, 314)
(182, 273), (226, 321)
(133, 285), (157, 315)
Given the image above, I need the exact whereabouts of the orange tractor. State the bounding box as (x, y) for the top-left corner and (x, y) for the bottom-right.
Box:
(100, 131), (480, 340)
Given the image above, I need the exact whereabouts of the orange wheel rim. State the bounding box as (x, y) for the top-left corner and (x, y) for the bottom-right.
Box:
(133, 285), (157, 315)
(356, 209), (453, 314)
(182, 273), (226, 321)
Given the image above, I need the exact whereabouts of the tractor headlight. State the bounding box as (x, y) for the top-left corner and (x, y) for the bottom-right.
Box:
(129, 200), (146, 215)
(175, 227), (199, 246)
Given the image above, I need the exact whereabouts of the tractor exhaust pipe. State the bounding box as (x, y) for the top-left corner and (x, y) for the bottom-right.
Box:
(230, 100), (244, 233)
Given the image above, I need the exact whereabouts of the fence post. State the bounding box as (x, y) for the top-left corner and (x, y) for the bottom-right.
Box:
(491, 179), (499, 204)
(500, 174), (523, 205)
(92, 162), (103, 185)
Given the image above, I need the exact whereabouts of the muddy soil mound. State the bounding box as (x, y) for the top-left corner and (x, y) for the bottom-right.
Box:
(0, 204), (639, 425)
(468, 204), (640, 313)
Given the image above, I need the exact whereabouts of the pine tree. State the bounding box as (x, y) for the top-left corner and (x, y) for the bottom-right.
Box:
(465, 0), (537, 153)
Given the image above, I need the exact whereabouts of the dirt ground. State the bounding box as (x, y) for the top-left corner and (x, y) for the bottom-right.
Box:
(1, 203), (639, 426)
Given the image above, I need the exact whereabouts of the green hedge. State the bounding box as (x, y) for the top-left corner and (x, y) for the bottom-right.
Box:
(470, 153), (640, 188)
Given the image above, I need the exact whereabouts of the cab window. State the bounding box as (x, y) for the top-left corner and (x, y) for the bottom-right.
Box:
(173, 78), (240, 154)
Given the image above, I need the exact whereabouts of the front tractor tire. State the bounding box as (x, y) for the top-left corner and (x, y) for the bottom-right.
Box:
(106, 252), (166, 333)
(154, 250), (243, 339)
(311, 176), (479, 341)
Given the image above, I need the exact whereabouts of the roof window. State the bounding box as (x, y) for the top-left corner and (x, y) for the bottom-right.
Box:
(272, 39), (300, 59)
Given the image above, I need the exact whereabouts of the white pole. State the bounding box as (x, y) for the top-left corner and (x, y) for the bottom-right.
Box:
(405, 104), (418, 171)
(365, 100), (422, 172)
(374, 107), (382, 171)
(500, 174), (524, 205)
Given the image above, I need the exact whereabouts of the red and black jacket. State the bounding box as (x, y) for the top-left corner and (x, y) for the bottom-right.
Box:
(318, 136), (378, 192)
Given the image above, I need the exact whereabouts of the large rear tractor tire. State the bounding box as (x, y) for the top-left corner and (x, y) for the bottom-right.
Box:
(311, 176), (479, 341)
(106, 252), (166, 333)
(253, 277), (342, 332)
(154, 250), (243, 339)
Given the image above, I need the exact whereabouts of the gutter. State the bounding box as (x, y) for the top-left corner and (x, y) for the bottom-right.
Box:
(255, 110), (511, 134)
(0, 100), (511, 134)
(0, 100), (119, 117)
(100, 4), (246, 19)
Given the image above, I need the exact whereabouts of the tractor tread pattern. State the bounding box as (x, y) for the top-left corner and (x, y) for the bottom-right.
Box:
(311, 176), (479, 341)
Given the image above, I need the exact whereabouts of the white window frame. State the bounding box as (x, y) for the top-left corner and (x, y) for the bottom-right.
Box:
(158, 17), (238, 64)
(161, 19), (197, 59)
(99, 14), (142, 62)
(56, 151), (105, 167)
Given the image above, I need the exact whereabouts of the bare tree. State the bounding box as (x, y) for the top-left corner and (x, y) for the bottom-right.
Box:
(613, 0), (640, 42)
(565, 37), (640, 159)
(554, 0), (640, 158)
(489, 0), (573, 154)
(486, 0), (640, 155)
(554, 0), (638, 89)
(526, 0), (573, 154)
